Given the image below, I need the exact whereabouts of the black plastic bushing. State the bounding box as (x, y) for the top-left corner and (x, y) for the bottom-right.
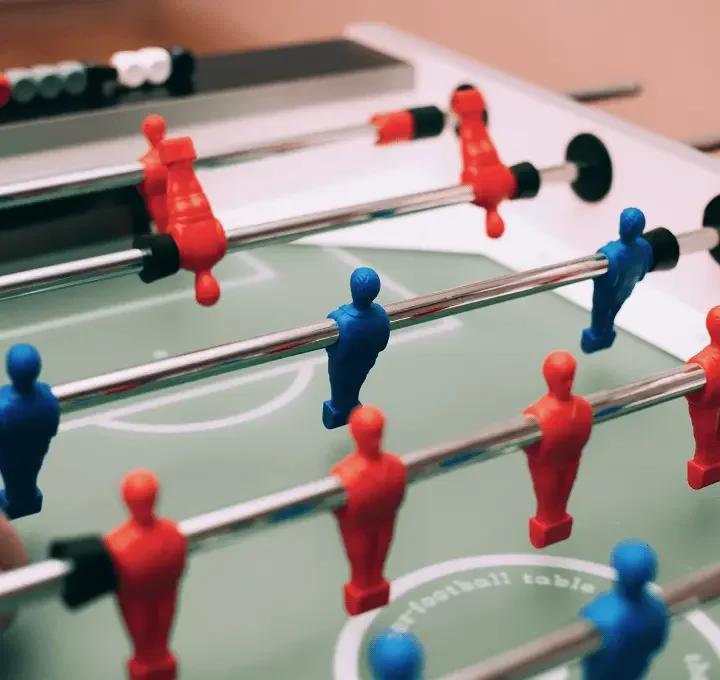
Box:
(407, 106), (446, 139)
(702, 193), (720, 265)
(134, 233), (181, 284)
(565, 133), (613, 202)
(49, 535), (118, 609)
(643, 227), (680, 272)
(510, 162), (541, 199)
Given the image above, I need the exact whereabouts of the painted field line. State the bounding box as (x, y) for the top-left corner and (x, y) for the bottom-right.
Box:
(333, 553), (720, 680)
(60, 247), (462, 433)
(0, 253), (274, 342)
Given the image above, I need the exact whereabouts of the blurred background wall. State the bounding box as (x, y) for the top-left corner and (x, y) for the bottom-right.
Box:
(1, 0), (716, 142)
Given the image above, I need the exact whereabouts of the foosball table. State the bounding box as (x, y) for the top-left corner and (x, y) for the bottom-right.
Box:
(0, 22), (719, 680)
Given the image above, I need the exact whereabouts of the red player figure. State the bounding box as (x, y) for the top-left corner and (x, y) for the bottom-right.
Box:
(685, 306), (720, 489)
(450, 85), (517, 239)
(331, 405), (406, 615)
(522, 351), (593, 549)
(160, 136), (228, 306)
(138, 115), (169, 233)
(104, 470), (187, 680)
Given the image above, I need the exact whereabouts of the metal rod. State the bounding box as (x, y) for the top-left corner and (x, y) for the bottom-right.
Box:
(441, 549), (720, 680)
(0, 124), (377, 212)
(0, 162), (144, 211)
(0, 248), (146, 301)
(52, 253), (607, 414)
(0, 78), (643, 211)
(567, 82), (642, 103)
(224, 183), (475, 250)
(0, 159), (583, 303)
(0, 362), (708, 614)
(51, 224), (716, 415)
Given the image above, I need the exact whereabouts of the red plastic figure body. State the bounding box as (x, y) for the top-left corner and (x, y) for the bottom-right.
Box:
(104, 471), (187, 680)
(160, 136), (227, 306)
(331, 406), (406, 615)
(450, 85), (517, 239)
(686, 306), (720, 489)
(138, 115), (169, 233)
(523, 351), (593, 548)
(371, 110), (414, 145)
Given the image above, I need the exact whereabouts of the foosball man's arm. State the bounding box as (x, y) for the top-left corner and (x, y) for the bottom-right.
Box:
(371, 105), (446, 145)
(369, 629), (425, 680)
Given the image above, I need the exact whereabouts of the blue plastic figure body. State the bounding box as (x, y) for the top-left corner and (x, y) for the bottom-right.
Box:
(323, 267), (390, 429)
(581, 208), (653, 353)
(0, 344), (60, 519)
(581, 540), (669, 680)
(369, 629), (424, 680)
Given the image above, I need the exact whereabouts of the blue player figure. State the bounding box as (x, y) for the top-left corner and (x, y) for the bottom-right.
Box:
(581, 207), (653, 353)
(581, 540), (669, 680)
(323, 267), (390, 429)
(369, 629), (424, 680)
(0, 344), (60, 519)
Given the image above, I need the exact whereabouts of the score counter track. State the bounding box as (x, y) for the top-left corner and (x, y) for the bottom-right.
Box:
(0, 243), (717, 679)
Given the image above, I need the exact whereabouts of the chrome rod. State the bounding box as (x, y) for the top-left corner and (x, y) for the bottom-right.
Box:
(0, 248), (146, 301)
(0, 125), (377, 212)
(0, 162), (144, 211)
(52, 228), (716, 416)
(0, 363), (708, 613)
(677, 226), (720, 254)
(0, 157), (587, 303)
(441, 551), (720, 680)
(197, 122), (375, 169)
(224, 184), (475, 250)
(52, 254), (607, 414)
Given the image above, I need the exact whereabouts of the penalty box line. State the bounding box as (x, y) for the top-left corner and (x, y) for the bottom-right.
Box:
(60, 247), (462, 433)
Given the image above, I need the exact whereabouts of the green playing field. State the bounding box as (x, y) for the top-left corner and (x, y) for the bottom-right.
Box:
(0, 244), (718, 679)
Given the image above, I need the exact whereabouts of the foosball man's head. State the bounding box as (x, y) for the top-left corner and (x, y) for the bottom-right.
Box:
(618, 207), (646, 244)
(706, 306), (720, 346)
(350, 405), (385, 459)
(350, 267), (381, 310)
(611, 539), (657, 601)
(542, 351), (576, 401)
(450, 83), (486, 119)
(122, 469), (159, 528)
(6, 344), (41, 394)
(142, 114), (166, 148)
(368, 628), (424, 680)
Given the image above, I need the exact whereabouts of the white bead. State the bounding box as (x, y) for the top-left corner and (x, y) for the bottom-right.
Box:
(138, 47), (171, 86)
(110, 50), (145, 89)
